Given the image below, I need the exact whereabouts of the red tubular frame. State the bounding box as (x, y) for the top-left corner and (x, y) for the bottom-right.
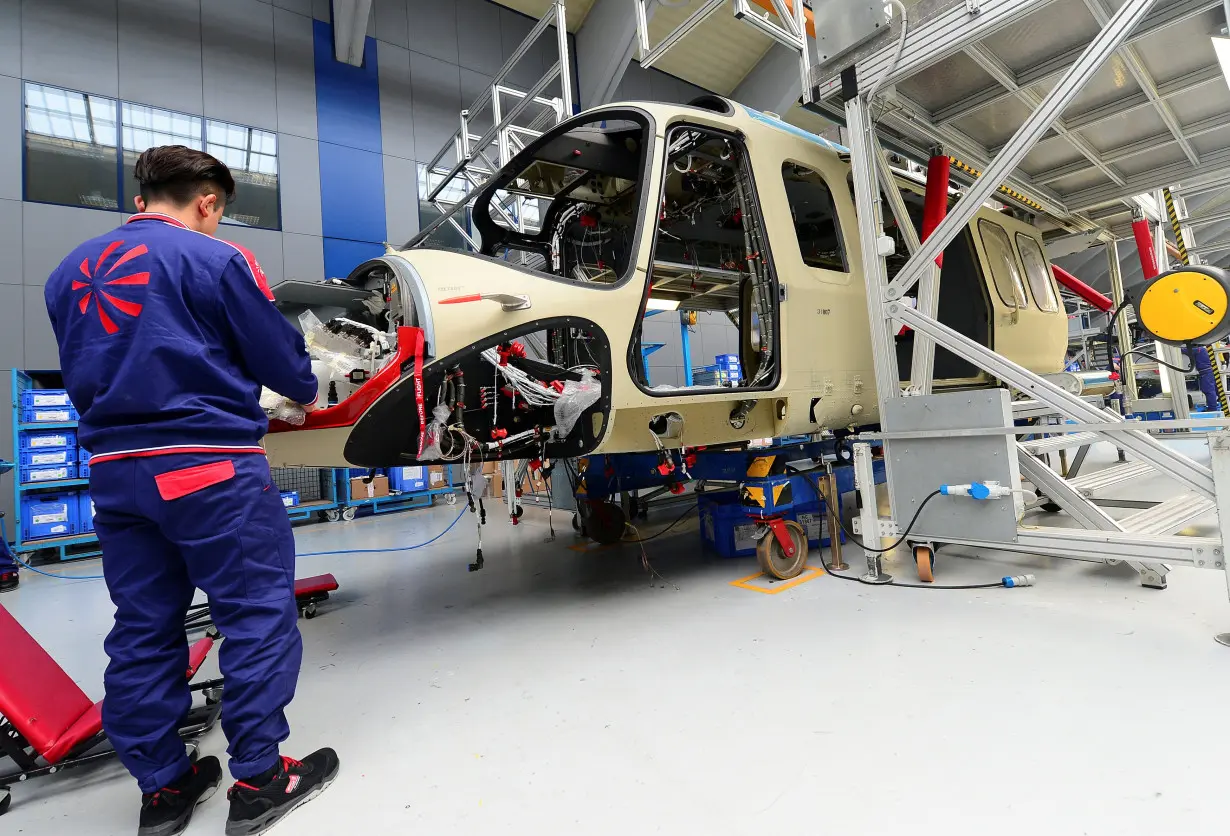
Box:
(1051, 264), (1113, 313)
(921, 154), (951, 268)
(1132, 217), (1160, 281)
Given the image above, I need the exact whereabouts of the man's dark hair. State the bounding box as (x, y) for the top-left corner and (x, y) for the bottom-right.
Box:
(133, 145), (236, 208)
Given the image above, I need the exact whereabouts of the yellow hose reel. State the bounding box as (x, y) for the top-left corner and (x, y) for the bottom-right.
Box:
(1128, 265), (1230, 346)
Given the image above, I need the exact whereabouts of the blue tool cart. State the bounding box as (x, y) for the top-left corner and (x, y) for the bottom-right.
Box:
(270, 467), (341, 523)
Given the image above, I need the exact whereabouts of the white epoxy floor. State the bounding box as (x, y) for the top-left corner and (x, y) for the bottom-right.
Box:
(5, 439), (1230, 835)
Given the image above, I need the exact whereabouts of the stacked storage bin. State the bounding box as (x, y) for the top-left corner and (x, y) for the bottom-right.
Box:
(714, 353), (742, 380)
(388, 466), (426, 492)
(15, 388), (88, 542)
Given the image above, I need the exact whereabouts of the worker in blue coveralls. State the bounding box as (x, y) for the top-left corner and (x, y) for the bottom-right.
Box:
(44, 146), (339, 836)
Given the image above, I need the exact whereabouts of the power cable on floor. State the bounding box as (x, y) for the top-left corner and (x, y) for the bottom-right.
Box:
(786, 466), (1008, 591)
(621, 503), (698, 543)
(7, 506), (471, 582)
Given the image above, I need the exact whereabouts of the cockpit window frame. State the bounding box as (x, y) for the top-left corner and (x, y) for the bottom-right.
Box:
(465, 106), (658, 292)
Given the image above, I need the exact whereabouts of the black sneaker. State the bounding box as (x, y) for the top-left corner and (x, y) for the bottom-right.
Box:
(225, 749), (340, 836)
(138, 756), (222, 836)
(0, 570), (18, 593)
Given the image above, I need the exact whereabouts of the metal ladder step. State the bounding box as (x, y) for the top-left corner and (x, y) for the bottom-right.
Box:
(1066, 461), (1153, 494)
(1120, 494), (1217, 535)
(1019, 432), (1102, 455)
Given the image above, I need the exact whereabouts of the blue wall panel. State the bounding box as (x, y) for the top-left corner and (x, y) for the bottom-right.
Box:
(313, 17), (387, 279)
(324, 238), (385, 281)
(313, 19), (383, 152)
(317, 142), (387, 242)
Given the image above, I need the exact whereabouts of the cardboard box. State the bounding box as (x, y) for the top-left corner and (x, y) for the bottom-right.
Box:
(350, 475), (390, 499)
(428, 465), (448, 488)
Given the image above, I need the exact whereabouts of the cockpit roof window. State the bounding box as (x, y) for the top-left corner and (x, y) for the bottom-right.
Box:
(469, 108), (654, 288)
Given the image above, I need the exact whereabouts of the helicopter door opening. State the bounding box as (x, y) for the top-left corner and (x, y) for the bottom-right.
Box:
(864, 175), (993, 383)
(632, 124), (779, 393)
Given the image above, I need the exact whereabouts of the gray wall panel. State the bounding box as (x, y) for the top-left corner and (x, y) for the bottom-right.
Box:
(202, 0), (277, 130)
(456, 0), (502, 77)
(406, 0), (458, 65)
(409, 52), (460, 164)
(0, 76), (19, 201)
(459, 68), (493, 135)
(0, 289), (22, 369)
(312, 0), (330, 21)
(118, 0), (203, 113)
(377, 41), (415, 161)
(0, 200), (22, 285)
(0, 0), (20, 79)
(219, 225), (285, 283)
(23, 285), (57, 370)
(273, 5), (318, 139)
(282, 232), (325, 282)
(21, 0), (119, 97)
(499, 6), (540, 90)
(383, 155), (419, 247)
(22, 203), (119, 286)
(373, 0), (409, 47)
(271, 0), (312, 14)
(277, 134), (323, 236)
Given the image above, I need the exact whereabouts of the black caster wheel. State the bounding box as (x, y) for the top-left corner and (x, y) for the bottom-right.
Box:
(325, 509), (341, 522)
(303, 602), (317, 620)
(203, 686), (224, 706)
(587, 501), (626, 545)
(571, 512), (581, 532)
(341, 506), (357, 522)
(0, 786), (11, 816)
(756, 521), (808, 580)
(446, 493), (458, 505)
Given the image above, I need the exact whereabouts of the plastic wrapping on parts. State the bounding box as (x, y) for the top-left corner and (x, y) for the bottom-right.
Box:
(260, 388), (306, 425)
(553, 370), (601, 440)
(420, 403), (452, 460)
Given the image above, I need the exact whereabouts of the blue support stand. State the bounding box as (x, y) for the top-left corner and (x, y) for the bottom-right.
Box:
(680, 312), (693, 386)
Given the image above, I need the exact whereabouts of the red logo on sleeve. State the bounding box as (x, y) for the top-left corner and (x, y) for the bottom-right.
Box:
(72, 240), (150, 335)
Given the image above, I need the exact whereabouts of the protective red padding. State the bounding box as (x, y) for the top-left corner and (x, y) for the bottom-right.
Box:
(921, 154), (951, 268)
(42, 702), (103, 765)
(0, 603), (95, 761)
(1051, 264), (1113, 313)
(295, 574), (339, 597)
(186, 635), (215, 679)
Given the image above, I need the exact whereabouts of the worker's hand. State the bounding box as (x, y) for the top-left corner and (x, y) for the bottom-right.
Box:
(300, 399), (319, 414)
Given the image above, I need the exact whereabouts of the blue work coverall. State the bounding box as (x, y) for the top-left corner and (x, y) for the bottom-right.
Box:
(45, 212), (318, 792)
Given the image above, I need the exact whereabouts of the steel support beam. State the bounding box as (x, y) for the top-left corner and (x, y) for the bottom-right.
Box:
(576, 0), (648, 108)
(882, 0), (1158, 303)
(1106, 238), (1140, 404)
(332, 0), (373, 66)
(732, 42), (807, 116)
(930, 0), (1220, 125)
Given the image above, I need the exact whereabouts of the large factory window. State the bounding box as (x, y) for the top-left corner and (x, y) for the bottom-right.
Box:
(24, 83), (120, 210)
(121, 103), (203, 212)
(24, 83), (282, 229)
(781, 162), (847, 273)
(978, 219), (1029, 309)
(1016, 232), (1060, 313)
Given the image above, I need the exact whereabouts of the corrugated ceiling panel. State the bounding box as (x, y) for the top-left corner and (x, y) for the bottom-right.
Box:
(646, 4), (773, 95)
(486, 0), (595, 32)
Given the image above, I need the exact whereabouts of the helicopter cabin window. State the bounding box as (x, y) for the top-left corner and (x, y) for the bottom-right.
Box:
(1016, 233), (1060, 313)
(781, 162), (847, 272)
(978, 219), (1029, 309)
(633, 124), (778, 393)
(469, 112), (651, 282)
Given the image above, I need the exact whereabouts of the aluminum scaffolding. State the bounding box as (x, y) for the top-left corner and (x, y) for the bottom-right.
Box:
(405, 0), (573, 252)
(614, 0), (1230, 638)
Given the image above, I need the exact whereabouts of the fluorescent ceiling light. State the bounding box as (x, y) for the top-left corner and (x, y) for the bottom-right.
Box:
(1213, 36), (1230, 88)
(645, 297), (681, 311)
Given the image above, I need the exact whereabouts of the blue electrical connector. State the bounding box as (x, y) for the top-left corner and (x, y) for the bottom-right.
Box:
(939, 481), (1010, 500)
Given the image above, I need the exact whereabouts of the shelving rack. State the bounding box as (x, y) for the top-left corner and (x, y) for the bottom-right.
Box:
(337, 466), (457, 518)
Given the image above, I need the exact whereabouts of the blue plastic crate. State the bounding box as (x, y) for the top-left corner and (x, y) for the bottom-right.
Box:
(80, 462), (90, 479)
(78, 492), (95, 533)
(20, 429), (77, 450)
(19, 447), (76, 469)
(1192, 410), (1222, 433)
(699, 490), (841, 559)
(388, 466), (426, 493)
(21, 463), (77, 484)
(20, 389), (72, 410)
(22, 406), (78, 424)
(280, 491), (300, 508)
(22, 493), (77, 540)
(78, 447), (91, 464)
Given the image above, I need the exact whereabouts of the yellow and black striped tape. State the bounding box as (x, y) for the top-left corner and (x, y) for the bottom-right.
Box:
(949, 158), (1045, 213)
(1162, 187), (1189, 265)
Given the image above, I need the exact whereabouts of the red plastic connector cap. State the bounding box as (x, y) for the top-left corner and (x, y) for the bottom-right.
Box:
(491, 428), (508, 441)
(668, 482), (685, 495)
(530, 458), (542, 471)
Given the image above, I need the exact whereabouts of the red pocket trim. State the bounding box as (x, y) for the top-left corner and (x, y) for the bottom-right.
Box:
(154, 460), (236, 501)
